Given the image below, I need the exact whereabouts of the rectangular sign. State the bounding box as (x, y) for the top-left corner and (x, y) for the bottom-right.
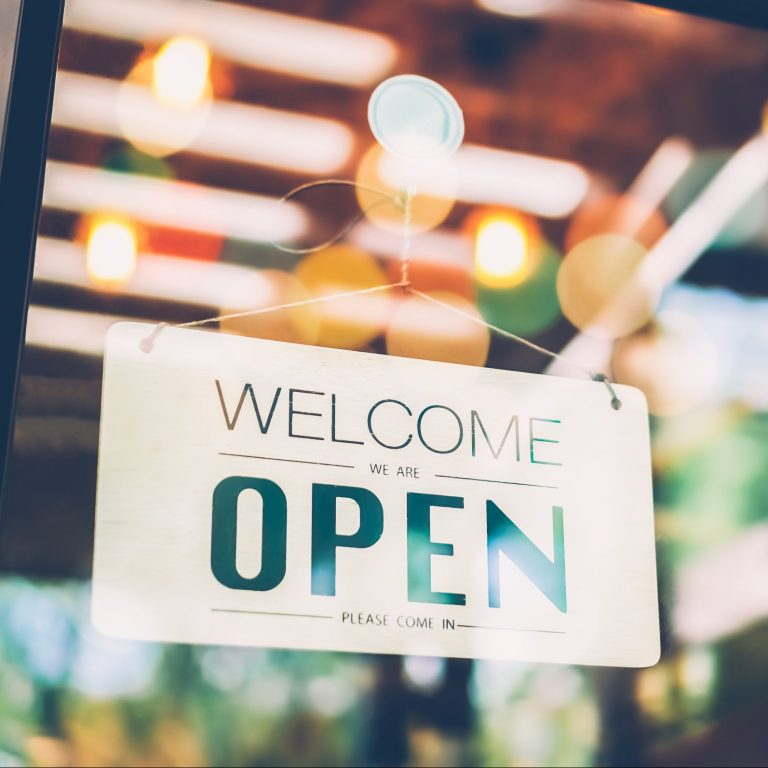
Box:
(93, 322), (659, 667)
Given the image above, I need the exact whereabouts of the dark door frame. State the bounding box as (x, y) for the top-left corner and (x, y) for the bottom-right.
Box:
(637, 0), (768, 28)
(0, 0), (65, 510)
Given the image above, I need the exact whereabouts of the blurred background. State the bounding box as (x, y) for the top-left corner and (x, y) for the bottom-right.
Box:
(2, 0), (768, 765)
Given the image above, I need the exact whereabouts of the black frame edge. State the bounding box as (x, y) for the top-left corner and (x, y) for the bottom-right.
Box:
(629, 0), (768, 29)
(0, 0), (65, 509)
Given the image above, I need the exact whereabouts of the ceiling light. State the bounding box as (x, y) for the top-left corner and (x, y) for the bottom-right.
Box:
(52, 72), (354, 174)
(476, 0), (563, 18)
(454, 145), (589, 218)
(25, 305), (128, 356)
(152, 36), (211, 109)
(376, 143), (589, 219)
(42, 161), (308, 243)
(64, 0), (398, 87)
(35, 237), (278, 310)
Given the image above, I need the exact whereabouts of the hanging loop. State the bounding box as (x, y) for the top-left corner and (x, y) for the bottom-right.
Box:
(270, 179), (401, 256)
(592, 373), (623, 410)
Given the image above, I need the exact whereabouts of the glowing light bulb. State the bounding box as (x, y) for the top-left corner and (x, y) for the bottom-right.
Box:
(477, 0), (561, 17)
(474, 213), (531, 288)
(86, 217), (138, 287)
(152, 36), (211, 109)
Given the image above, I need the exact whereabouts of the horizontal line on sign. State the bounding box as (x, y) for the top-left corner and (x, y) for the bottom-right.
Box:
(456, 624), (566, 635)
(219, 452), (355, 469)
(212, 609), (334, 620)
(434, 474), (557, 490)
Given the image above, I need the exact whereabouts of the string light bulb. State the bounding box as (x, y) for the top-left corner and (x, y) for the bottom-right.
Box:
(85, 216), (138, 288)
(473, 211), (537, 289)
(152, 36), (212, 109)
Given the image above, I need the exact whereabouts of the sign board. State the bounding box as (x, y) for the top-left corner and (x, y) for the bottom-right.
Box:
(93, 322), (660, 667)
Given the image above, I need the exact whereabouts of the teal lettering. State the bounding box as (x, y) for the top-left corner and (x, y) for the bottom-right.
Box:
(487, 502), (566, 612)
(471, 411), (519, 460)
(215, 380), (281, 433)
(288, 389), (324, 441)
(529, 417), (562, 466)
(311, 484), (384, 596)
(368, 399), (413, 449)
(417, 405), (463, 454)
(407, 492), (466, 606)
(331, 393), (364, 445)
(211, 476), (287, 591)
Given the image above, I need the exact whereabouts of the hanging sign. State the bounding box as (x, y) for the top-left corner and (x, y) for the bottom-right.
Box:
(92, 322), (659, 667)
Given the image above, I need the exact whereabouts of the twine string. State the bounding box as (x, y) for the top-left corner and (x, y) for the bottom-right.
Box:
(400, 185), (414, 287)
(180, 282), (409, 328)
(139, 178), (622, 410)
(271, 179), (401, 256)
(409, 290), (621, 409)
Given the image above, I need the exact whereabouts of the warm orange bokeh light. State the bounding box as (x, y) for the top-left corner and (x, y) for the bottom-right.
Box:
(470, 210), (540, 289)
(152, 37), (211, 109)
(85, 215), (139, 288)
(118, 52), (212, 158)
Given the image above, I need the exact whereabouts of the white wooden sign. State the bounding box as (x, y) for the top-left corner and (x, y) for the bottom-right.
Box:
(92, 322), (660, 667)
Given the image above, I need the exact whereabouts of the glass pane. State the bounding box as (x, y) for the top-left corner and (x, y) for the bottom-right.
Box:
(2, 1), (768, 765)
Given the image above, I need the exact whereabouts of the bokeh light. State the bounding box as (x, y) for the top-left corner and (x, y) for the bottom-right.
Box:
(557, 234), (658, 339)
(152, 37), (212, 109)
(471, 210), (540, 289)
(477, 0), (562, 17)
(85, 216), (138, 288)
(146, 226), (224, 262)
(118, 56), (212, 158)
(678, 645), (717, 701)
(294, 245), (391, 349)
(403, 656), (445, 692)
(102, 146), (174, 180)
(476, 217), (525, 286)
(565, 193), (667, 252)
(636, 664), (670, 718)
(355, 143), (457, 234)
(219, 270), (320, 345)
(386, 291), (490, 366)
(477, 244), (561, 337)
(612, 311), (720, 416)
